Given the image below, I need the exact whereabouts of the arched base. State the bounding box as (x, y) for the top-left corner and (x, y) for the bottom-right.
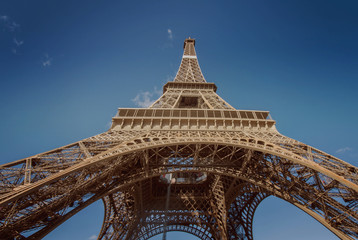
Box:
(98, 176), (268, 240)
(1, 140), (357, 240)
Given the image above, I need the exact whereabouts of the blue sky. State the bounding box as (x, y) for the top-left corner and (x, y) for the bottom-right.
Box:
(1, 0), (357, 239)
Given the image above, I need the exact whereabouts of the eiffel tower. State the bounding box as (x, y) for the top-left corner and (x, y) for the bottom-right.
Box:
(0, 38), (357, 240)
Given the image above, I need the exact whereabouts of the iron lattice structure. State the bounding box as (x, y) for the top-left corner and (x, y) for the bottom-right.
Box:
(0, 38), (358, 240)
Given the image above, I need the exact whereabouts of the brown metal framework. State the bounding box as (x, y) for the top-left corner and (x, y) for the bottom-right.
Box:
(0, 38), (357, 240)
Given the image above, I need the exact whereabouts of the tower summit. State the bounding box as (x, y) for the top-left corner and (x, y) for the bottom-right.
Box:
(148, 38), (234, 110)
(0, 38), (357, 240)
(173, 37), (206, 83)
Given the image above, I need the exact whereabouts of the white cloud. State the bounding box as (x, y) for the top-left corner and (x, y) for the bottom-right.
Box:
(132, 87), (161, 108)
(42, 54), (53, 67)
(167, 29), (173, 40)
(14, 38), (24, 47)
(132, 91), (155, 108)
(88, 235), (97, 240)
(336, 147), (352, 154)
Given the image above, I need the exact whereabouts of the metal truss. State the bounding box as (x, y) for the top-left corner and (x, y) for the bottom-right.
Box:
(0, 38), (357, 240)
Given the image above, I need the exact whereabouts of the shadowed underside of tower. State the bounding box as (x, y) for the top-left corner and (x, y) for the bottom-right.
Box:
(0, 38), (357, 240)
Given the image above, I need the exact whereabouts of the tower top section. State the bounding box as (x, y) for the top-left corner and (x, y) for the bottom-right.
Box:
(173, 38), (206, 83)
(111, 37), (276, 131)
(183, 38), (195, 54)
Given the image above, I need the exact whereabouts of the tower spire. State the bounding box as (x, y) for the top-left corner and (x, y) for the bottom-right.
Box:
(150, 38), (233, 109)
(173, 38), (206, 83)
(183, 37), (196, 56)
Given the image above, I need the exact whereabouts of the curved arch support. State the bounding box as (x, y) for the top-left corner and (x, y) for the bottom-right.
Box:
(0, 137), (357, 239)
(2, 135), (357, 206)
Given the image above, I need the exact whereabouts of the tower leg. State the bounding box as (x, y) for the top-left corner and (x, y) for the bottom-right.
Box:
(210, 176), (228, 240)
(98, 190), (137, 240)
(226, 184), (268, 240)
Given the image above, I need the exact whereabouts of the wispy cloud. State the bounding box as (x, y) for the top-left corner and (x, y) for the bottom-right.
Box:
(88, 235), (97, 240)
(165, 74), (175, 82)
(167, 29), (173, 40)
(106, 121), (112, 129)
(12, 38), (24, 55)
(132, 87), (161, 108)
(2, 15), (23, 54)
(336, 147), (352, 154)
(42, 53), (53, 67)
(8, 22), (20, 31)
(14, 38), (24, 47)
(0, 15), (20, 32)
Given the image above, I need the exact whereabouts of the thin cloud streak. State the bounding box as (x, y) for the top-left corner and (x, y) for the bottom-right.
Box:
(167, 29), (173, 40)
(336, 147), (352, 153)
(13, 38), (24, 54)
(2, 15), (22, 54)
(14, 38), (24, 46)
(42, 54), (53, 67)
(88, 235), (97, 240)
